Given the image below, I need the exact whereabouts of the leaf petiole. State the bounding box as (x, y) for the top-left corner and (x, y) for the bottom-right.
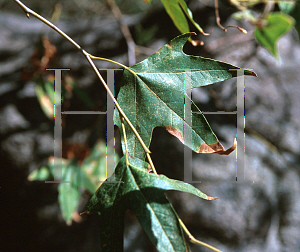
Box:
(120, 116), (129, 165)
(178, 218), (222, 252)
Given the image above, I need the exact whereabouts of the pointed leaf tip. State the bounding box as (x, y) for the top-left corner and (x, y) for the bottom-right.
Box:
(246, 70), (257, 77)
(197, 138), (236, 155)
(216, 138), (237, 155)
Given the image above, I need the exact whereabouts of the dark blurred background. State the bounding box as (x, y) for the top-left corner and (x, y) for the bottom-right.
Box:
(1, 0), (300, 251)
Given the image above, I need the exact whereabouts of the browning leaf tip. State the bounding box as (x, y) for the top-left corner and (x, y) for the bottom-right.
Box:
(216, 138), (237, 155)
(207, 196), (218, 200)
(250, 71), (258, 77)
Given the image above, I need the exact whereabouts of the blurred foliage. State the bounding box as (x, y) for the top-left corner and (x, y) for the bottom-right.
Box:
(28, 141), (119, 225)
(143, 0), (299, 57)
(254, 12), (295, 58)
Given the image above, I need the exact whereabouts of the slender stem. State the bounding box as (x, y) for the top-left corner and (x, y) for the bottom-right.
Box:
(121, 116), (129, 165)
(89, 55), (138, 77)
(146, 153), (157, 175)
(178, 219), (222, 252)
(89, 55), (128, 69)
(14, 0), (151, 156)
(214, 0), (227, 32)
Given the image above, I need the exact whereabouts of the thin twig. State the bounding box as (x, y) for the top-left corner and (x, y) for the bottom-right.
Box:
(214, 0), (227, 32)
(120, 116), (129, 165)
(13, 0), (150, 155)
(178, 218), (222, 252)
(146, 153), (157, 175)
(107, 0), (136, 66)
(260, 0), (275, 20)
(214, 0), (247, 34)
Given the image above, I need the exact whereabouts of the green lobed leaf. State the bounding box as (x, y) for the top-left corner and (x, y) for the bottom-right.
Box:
(85, 156), (214, 251)
(254, 12), (295, 57)
(114, 33), (255, 160)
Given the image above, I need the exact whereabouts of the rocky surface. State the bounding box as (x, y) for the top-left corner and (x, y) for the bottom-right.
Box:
(1, 1), (300, 252)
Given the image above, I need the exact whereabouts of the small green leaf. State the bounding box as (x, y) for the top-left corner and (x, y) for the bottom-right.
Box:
(28, 166), (52, 181)
(35, 80), (54, 119)
(177, 0), (204, 34)
(160, 0), (190, 34)
(160, 0), (204, 38)
(254, 12), (295, 57)
(278, 0), (296, 14)
(58, 161), (82, 225)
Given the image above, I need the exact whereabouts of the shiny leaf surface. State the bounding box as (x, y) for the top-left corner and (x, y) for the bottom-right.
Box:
(114, 33), (255, 159)
(86, 156), (215, 251)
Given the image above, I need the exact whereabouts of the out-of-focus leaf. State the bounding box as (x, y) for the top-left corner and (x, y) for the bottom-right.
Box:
(35, 79), (54, 120)
(28, 140), (115, 224)
(135, 23), (158, 46)
(28, 166), (52, 181)
(232, 9), (256, 22)
(82, 140), (119, 192)
(86, 156), (215, 251)
(278, 0), (296, 14)
(58, 160), (82, 225)
(114, 33), (255, 160)
(254, 12), (295, 57)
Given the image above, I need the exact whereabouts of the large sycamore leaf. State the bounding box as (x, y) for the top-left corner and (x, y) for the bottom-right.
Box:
(85, 156), (215, 251)
(114, 33), (256, 159)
